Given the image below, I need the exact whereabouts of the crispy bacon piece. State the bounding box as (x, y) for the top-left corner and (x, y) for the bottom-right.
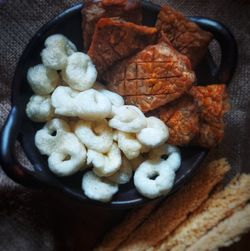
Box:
(88, 18), (157, 74)
(151, 96), (200, 145)
(104, 42), (195, 112)
(81, 0), (142, 50)
(156, 4), (213, 67)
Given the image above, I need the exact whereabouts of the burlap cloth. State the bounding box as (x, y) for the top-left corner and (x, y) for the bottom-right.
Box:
(0, 0), (249, 250)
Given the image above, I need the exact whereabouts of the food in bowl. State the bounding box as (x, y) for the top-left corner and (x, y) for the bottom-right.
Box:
(25, 0), (230, 202)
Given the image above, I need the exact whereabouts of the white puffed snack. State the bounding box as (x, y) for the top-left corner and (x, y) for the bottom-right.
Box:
(41, 34), (77, 70)
(99, 89), (124, 116)
(62, 52), (97, 91)
(149, 144), (181, 172)
(35, 118), (71, 155)
(134, 159), (176, 199)
(87, 143), (121, 177)
(52, 87), (112, 120)
(99, 89), (124, 118)
(48, 133), (86, 176)
(26, 95), (54, 122)
(109, 105), (147, 133)
(107, 156), (133, 184)
(74, 119), (113, 153)
(27, 64), (59, 95)
(82, 171), (118, 202)
(136, 116), (169, 148)
(117, 131), (141, 160)
(75, 89), (112, 120)
(51, 86), (79, 117)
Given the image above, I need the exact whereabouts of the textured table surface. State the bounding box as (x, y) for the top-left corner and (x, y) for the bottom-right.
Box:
(0, 0), (250, 250)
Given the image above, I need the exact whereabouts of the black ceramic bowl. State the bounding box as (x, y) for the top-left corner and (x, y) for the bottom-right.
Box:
(0, 1), (237, 209)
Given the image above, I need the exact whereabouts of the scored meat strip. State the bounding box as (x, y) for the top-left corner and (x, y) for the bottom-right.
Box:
(156, 4), (213, 67)
(151, 96), (200, 145)
(190, 84), (230, 148)
(189, 84), (230, 126)
(82, 0), (142, 50)
(88, 18), (157, 74)
(151, 84), (229, 147)
(104, 42), (195, 112)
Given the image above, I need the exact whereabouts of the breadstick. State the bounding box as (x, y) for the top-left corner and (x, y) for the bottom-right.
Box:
(155, 174), (250, 251)
(186, 203), (250, 251)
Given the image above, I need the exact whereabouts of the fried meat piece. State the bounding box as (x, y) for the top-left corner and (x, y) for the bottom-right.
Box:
(88, 18), (157, 74)
(104, 42), (195, 112)
(156, 4), (213, 67)
(151, 85), (229, 147)
(151, 96), (200, 145)
(189, 84), (230, 125)
(190, 84), (230, 148)
(82, 0), (142, 50)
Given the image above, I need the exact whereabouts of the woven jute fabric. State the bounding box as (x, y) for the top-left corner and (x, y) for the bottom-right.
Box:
(0, 0), (249, 250)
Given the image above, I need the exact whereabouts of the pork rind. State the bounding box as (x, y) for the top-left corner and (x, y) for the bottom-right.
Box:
(88, 18), (156, 73)
(81, 0), (142, 50)
(27, 64), (59, 95)
(26, 95), (54, 122)
(74, 119), (113, 153)
(87, 142), (122, 177)
(109, 105), (147, 133)
(152, 85), (230, 147)
(136, 116), (169, 148)
(41, 34), (77, 70)
(61, 52), (97, 91)
(156, 4), (213, 67)
(149, 144), (181, 172)
(117, 131), (142, 160)
(190, 84), (230, 147)
(51, 87), (112, 120)
(189, 84), (230, 125)
(151, 96), (200, 145)
(82, 171), (118, 202)
(134, 158), (176, 199)
(35, 119), (86, 176)
(107, 155), (133, 184)
(104, 42), (195, 112)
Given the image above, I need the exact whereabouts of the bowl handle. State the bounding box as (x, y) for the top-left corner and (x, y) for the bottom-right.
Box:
(190, 17), (238, 84)
(0, 107), (43, 187)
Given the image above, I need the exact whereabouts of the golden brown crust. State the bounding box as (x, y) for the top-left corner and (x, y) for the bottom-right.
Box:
(149, 84), (230, 147)
(151, 96), (200, 145)
(82, 0), (142, 50)
(190, 84), (230, 147)
(186, 203), (250, 251)
(156, 4), (213, 67)
(88, 18), (157, 74)
(189, 84), (230, 125)
(105, 42), (195, 112)
(116, 158), (230, 251)
(155, 174), (250, 251)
